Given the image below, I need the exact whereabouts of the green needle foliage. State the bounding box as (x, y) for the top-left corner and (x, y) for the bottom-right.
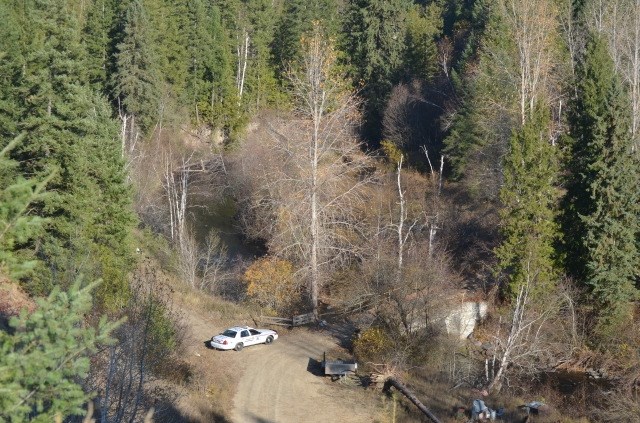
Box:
(273, 0), (340, 77)
(1, 0), (136, 303)
(112, 0), (161, 133)
(0, 134), (50, 279)
(496, 108), (559, 299)
(563, 35), (640, 337)
(343, 0), (410, 140)
(82, 0), (116, 91)
(0, 281), (120, 422)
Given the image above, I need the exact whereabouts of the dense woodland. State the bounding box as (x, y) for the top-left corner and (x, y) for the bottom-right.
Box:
(1, 0), (640, 421)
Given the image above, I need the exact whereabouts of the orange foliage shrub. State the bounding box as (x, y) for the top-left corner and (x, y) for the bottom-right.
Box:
(242, 257), (298, 313)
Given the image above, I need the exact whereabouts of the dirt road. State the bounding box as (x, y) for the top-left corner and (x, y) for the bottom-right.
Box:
(231, 329), (383, 423)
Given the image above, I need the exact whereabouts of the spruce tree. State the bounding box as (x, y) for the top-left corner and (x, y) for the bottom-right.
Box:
(404, 2), (443, 82)
(0, 281), (119, 422)
(0, 134), (49, 279)
(11, 0), (135, 300)
(242, 0), (281, 111)
(82, 0), (116, 91)
(112, 0), (160, 133)
(183, 0), (214, 124)
(0, 2), (23, 142)
(496, 108), (559, 298)
(442, 29), (516, 196)
(343, 0), (410, 141)
(147, 0), (188, 97)
(272, 0), (340, 77)
(563, 35), (640, 334)
(205, 4), (241, 134)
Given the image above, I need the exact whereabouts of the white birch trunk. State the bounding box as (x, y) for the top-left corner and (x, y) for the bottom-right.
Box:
(396, 156), (405, 290)
(236, 30), (249, 100)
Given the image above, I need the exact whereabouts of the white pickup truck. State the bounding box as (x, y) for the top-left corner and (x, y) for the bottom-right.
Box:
(210, 326), (278, 351)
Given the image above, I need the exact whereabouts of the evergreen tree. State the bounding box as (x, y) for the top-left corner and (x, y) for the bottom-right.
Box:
(0, 134), (49, 279)
(242, 0), (282, 111)
(0, 281), (119, 422)
(442, 82), (485, 180)
(204, 4), (242, 135)
(147, 0), (189, 98)
(11, 0), (135, 300)
(80, 97), (136, 310)
(112, 0), (160, 133)
(442, 1), (515, 197)
(0, 2), (23, 142)
(183, 0), (214, 124)
(563, 35), (640, 334)
(343, 0), (410, 141)
(272, 0), (340, 77)
(404, 2), (443, 82)
(496, 108), (559, 298)
(82, 0), (116, 91)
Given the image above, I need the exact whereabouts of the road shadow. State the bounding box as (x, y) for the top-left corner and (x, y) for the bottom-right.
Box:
(243, 413), (277, 423)
(100, 398), (233, 423)
(313, 318), (359, 350)
(307, 357), (325, 376)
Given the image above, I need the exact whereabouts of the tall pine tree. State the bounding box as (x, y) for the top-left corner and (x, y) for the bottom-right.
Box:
(272, 0), (340, 78)
(82, 0), (116, 91)
(0, 2), (24, 142)
(10, 0), (135, 302)
(112, 0), (160, 134)
(343, 0), (410, 141)
(563, 35), (640, 336)
(496, 108), (559, 298)
(0, 134), (49, 279)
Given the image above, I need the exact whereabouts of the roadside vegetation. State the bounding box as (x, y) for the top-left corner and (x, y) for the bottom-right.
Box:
(1, 0), (639, 422)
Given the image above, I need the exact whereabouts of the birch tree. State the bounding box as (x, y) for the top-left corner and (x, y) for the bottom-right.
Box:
(497, 0), (562, 125)
(445, 0), (565, 199)
(234, 25), (374, 315)
(485, 269), (575, 393)
(586, 0), (640, 150)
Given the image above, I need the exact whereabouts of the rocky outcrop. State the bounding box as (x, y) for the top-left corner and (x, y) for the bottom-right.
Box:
(443, 300), (488, 339)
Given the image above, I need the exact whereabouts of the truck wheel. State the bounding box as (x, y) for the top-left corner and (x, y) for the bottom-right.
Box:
(234, 342), (244, 352)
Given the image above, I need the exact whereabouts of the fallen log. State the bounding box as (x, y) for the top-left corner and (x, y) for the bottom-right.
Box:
(386, 377), (442, 423)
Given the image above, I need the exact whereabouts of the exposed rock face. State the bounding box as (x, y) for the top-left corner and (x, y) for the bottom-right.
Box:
(442, 301), (487, 339)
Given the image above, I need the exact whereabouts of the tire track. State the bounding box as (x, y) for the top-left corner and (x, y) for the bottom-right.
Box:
(231, 330), (381, 423)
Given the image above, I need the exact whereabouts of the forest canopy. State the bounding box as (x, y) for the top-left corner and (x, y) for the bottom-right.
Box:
(1, 0), (639, 421)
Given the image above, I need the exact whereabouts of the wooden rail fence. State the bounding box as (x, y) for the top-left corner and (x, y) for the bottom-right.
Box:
(256, 312), (316, 328)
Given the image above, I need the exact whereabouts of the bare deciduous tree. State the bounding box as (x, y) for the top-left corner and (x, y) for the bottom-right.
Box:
(200, 230), (231, 293)
(87, 270), (183, 422)
(382, 81), (431, 150)
(497, 0), (563, 125)
(232, 25), (375, 316)
(352, 168), (458, 336)
(236, 30), (249, 100)
(485, 261), (576, 393)
(587, 0), (640, 150)
(176, 227), (199, 288)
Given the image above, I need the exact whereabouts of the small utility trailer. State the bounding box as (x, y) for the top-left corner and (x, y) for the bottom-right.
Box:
(323, 351), (357, 380)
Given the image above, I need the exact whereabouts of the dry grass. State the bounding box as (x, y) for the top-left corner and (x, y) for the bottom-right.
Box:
(0, 274), (36, 318)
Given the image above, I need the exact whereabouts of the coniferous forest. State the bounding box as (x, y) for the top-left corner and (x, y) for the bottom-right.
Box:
(1, 0), (640, 421)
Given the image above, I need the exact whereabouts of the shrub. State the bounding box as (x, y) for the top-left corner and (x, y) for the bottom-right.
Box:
(242, 257), (299, 313)
(353, 327), (393, 363)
